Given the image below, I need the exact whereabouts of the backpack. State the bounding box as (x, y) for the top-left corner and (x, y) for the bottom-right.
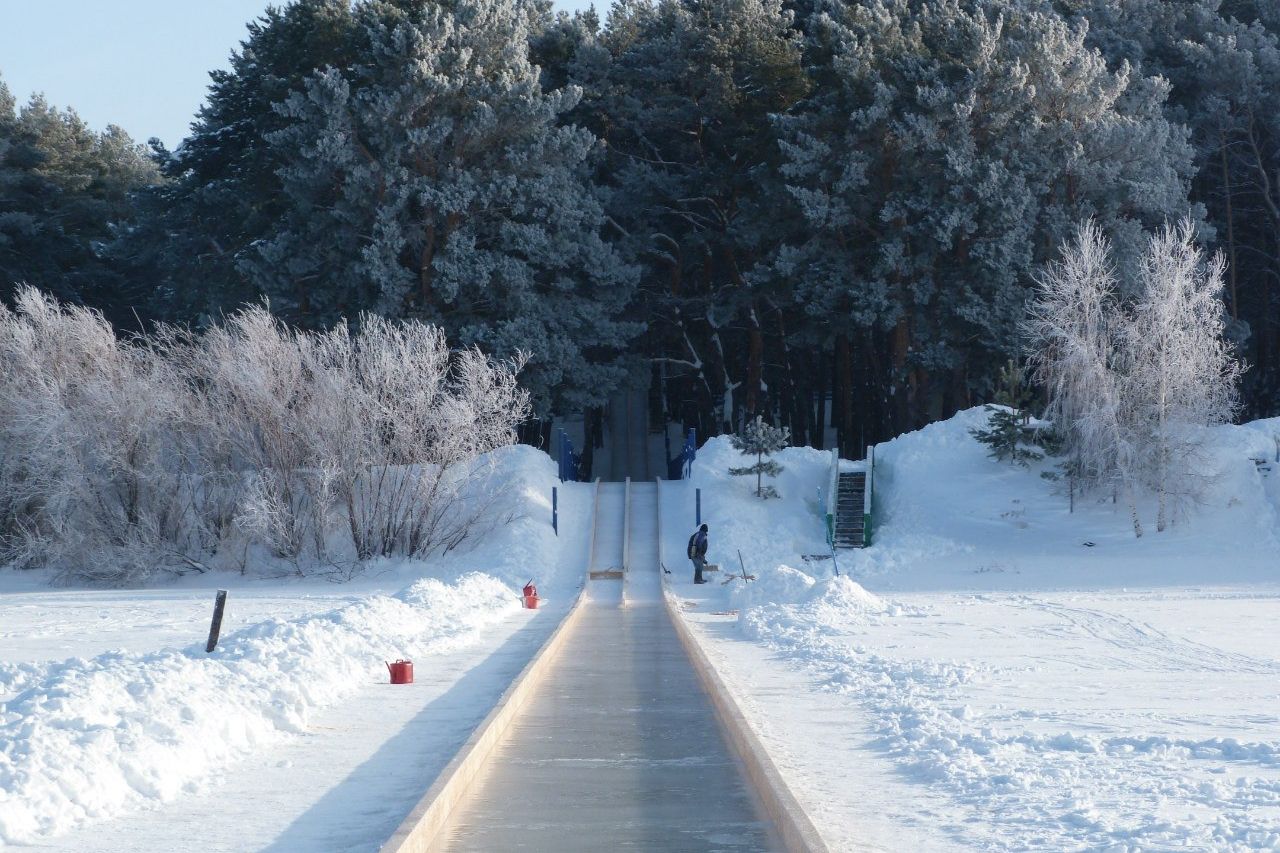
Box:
(687, 532), (698, 559)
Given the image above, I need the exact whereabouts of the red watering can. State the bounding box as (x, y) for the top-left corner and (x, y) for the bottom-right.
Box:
(386, 659), (413, 684)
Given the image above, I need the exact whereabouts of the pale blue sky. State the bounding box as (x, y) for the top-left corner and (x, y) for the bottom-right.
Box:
(0, 0), (597, 151)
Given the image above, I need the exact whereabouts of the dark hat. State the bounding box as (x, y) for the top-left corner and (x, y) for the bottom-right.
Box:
(699, 523), (708, 532)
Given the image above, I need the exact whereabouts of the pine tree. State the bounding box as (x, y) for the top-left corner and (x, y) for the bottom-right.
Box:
(729, 415), (790, 498)
(970, 360), (1046, 466)
(241, 0), (639, 414)
(0, 77), (158, 320)
(114, 0), (355, 325)
(577, 0), (810, 431)
(773, 0), (1195, 442)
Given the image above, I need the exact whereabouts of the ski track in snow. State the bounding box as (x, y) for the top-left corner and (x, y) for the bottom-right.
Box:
(1020, 598), (1280, 675)
(738, 586), (1280, 851)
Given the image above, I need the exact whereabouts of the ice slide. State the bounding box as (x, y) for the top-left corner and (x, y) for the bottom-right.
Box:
(401, 480), (782, 851)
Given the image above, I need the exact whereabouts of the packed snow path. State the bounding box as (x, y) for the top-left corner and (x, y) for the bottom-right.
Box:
(438, 481), (778, 851)
(590, 481), (626, 575)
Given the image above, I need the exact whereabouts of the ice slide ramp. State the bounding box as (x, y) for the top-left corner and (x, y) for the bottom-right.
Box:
(382, 480), (785, 852)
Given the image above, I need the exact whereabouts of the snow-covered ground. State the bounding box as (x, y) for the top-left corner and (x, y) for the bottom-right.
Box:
(8, 406), (1280, 851)
(0, 445), (589, 850)
(664, 410), (1280, 851)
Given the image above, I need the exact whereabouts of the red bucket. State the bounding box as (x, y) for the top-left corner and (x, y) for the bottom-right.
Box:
(386, 659), (413, 684)
(522, 581), (538, 610)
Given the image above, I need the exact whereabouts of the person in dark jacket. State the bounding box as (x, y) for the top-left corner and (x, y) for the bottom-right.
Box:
(690, 523), (709, 584)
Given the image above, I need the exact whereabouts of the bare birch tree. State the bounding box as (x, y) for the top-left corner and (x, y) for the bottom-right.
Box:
(1027, 219), (1241, 537)
(1120, 219), (1242, 531)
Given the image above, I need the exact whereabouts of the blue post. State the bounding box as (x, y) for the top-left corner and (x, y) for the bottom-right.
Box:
(696, 488), (701, 526)
(552, 486), (558, 535)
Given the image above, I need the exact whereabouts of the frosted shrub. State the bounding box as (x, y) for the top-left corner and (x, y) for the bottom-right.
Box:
(304, 317), (529, 561)
(185, 308), (321, 561)
(0, 288), (200, 583)
(0, 293), (530, 582)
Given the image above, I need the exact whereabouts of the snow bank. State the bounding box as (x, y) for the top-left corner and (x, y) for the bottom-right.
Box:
(360, 443), (570, 593)
(0, 575), (518, 845)
(688, 403), (1280, 594)
(0, 442), (576, 846)
(682, 411), (1280, 850)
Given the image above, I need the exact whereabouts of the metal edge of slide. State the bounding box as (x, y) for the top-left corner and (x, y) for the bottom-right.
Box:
(621, 476), (632, 608)
(378, 480), (600, 853)
(585, 477), (602, 573)
(657, 481), (830, 853)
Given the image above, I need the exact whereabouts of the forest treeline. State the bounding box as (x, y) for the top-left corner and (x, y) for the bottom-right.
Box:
(3, 0), (1279, 456)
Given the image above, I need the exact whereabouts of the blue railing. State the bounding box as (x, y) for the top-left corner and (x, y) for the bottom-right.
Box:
(557, 430), (580, 482)
(681, 428), (696, 479)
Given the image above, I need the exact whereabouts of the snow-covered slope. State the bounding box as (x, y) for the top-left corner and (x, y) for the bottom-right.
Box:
(668, 410), (1280, 851)
(862, 407), (1280, 589)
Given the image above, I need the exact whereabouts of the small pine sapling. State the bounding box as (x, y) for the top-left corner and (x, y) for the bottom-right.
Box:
(970, 360), (1046, 466)
(729, 415), (790, 498)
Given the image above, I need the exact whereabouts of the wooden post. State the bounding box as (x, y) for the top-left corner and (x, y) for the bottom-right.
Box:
(206, 590), (228, 653)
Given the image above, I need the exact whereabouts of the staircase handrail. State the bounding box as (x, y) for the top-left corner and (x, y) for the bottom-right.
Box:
(864, 445), (875, 546)
(825, 448), (838, 547)
(680, 428), (697, 479)
(558, 430), (579, 483)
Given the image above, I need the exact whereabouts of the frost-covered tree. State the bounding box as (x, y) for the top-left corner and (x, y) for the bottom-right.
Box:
(1053, 0), (1280, 417)
(1026, 221), (1125, 499)
(729, 415), (790, 498)
(1027, 219), (1241, 536)
(242, 0), (638, 414)
(1120, 219), (1242, 531)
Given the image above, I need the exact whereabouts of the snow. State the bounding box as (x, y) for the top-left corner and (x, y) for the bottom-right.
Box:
(7, 404), (1280, 850)
(665, 409), (1280, 850)
(0, 444), (589, 850)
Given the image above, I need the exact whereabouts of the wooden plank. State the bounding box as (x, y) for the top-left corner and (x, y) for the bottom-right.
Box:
(588, 570), (623, 580)
(205, 590), (228, 653)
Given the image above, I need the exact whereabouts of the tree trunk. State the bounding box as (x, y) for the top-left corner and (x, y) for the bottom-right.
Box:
(1220, 127), (1240, 321)
(746, 313), (763, 416)
(835, 334), (855, 459)
(890, 317), (911, 432)
(814, 348), (827, 451)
